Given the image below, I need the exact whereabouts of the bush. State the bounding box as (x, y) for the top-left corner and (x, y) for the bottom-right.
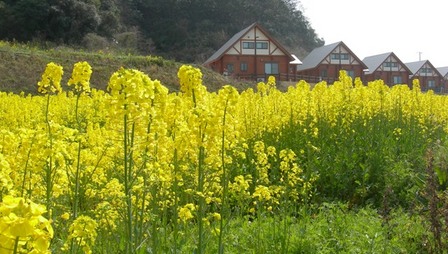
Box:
(82, 33), (110, 51)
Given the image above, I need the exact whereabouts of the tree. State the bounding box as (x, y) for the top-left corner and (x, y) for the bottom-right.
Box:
(46, 0), (100, 43)
(0, 0), (49, 41)
(95, 0), (121, 37)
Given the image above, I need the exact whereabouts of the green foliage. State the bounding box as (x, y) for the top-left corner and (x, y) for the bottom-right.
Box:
(0, 0), (112, 43)
(432, 140), (448, 190)
(0, 0), (49, 41)
(159, 204), (429, 253)
(289, 204), (430, 253)
(259, 101), (440, 208)
(46, 0), (102, 43)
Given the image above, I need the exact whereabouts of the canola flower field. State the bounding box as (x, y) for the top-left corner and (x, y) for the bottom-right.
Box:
(1, 61), (447, 253)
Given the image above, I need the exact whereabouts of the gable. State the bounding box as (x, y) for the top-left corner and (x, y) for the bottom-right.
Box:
(321, 44), (361, 65)
(407, 60), (442, 78)
(437, 66), (448, 79)
(298, 41), (367, 71)
(376, 54), (409, 73)
(417, 62), (438, 76)
(225, 26), (286, 56)
(377, 55), (399, 71)
(204, 23), (292, 65)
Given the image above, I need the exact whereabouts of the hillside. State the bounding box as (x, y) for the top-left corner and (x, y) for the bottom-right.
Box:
(0, 42), (254, 94)
(0, 0), (324, 63)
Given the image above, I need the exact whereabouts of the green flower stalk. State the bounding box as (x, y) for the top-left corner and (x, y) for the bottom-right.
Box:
(178, 65), (208, 254)
(37, 62), (63, 217)
(67, 61), (92, 221)
(217, 85), (239, 254)
(107, 67), (168, 253)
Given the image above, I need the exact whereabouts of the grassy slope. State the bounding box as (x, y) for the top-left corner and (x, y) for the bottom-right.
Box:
(0, 42), (254, 94)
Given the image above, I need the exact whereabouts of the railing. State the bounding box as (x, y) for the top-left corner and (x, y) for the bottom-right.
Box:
(233, 73), (337, 84)
(230, 73), (448, 94)
(421, 86), (446, 94)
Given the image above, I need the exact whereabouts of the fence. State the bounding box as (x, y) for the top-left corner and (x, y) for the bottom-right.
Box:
(233, 73), (336, 84)
(231, 72), (448, 94)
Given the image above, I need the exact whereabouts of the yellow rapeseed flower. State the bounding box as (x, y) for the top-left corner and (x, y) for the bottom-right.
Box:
(178, 203), (195, 223)
(0, 196), (53, 253)
(61, 212), (70, 220)
(177, 65), (207, 103)
(37, 62), (63, 94)
(68, 61), (92, 94)
(63, 215), (98, 254)
(252, 185), (271, 201)
(212, 212), (221, 221)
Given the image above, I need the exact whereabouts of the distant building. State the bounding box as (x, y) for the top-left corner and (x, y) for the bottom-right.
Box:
(437, 66), (448, 92)
(363, 52), (411, 86)
(405, 60), (443, 92)
(296, 41), (367, 83)
(203, 23), (299, 82)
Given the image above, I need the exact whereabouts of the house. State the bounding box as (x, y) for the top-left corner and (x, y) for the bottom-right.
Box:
(405, 60), (443, 92)
(363, 52), (411, 86)
(203, 22), (298, 82)
(296, 41), (367, 83)
(437, 66), (448, 92)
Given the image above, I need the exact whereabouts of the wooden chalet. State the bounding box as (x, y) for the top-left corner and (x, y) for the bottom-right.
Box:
(296, 41), (367, 83)
(437, 66), (448, 92)
(203, 23), (299, 82)
(363, 52), (411, 86)
(405, 60), (444, 92)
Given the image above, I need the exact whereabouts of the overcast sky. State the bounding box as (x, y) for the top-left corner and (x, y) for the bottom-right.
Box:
(298, 0), (448, 67)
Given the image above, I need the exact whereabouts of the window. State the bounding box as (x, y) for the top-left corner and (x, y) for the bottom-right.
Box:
(421, 68), (432, 74)
(243, 41), (268, 49)
(321, 69), (328, 77)
(226, 63), (234, 73)
(240, 62), (248, 72)
(265, 62), (279, 74)
(256, 42), (268, 49)
(345, 70), (355, 78)
(242, 42), (254, 49)
(428, 80), (435, 88)
(331, 53), (349, 60)
(383, 62), (398, 68)
(393, 76), (402, 84)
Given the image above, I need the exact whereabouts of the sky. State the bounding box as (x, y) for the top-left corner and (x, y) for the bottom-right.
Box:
(297, 0), (448, 67)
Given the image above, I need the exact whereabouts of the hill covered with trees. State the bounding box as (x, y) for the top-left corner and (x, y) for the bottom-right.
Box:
(0, 0), (324, 62)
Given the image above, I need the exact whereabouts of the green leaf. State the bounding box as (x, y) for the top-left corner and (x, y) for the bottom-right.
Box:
(434, 166), (447, 186)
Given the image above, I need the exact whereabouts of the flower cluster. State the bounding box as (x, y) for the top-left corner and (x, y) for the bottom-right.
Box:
(37, 62), (63, 94)
(107, 67), (168, 120)
(68, 61), (92, 94)
(178, 203), (196, 223)
(177, 65), (207, 104)
(0, 196), (53, 253)
(62, 215), (98, 254)
(0, 153), (13, 197)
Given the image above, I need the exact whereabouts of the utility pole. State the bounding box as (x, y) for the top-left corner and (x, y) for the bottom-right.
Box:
(254, 27), (257, 80)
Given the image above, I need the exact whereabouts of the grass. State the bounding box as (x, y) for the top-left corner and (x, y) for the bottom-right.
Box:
(116, 204), (430, 253)
(0, 41), (253, 94)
